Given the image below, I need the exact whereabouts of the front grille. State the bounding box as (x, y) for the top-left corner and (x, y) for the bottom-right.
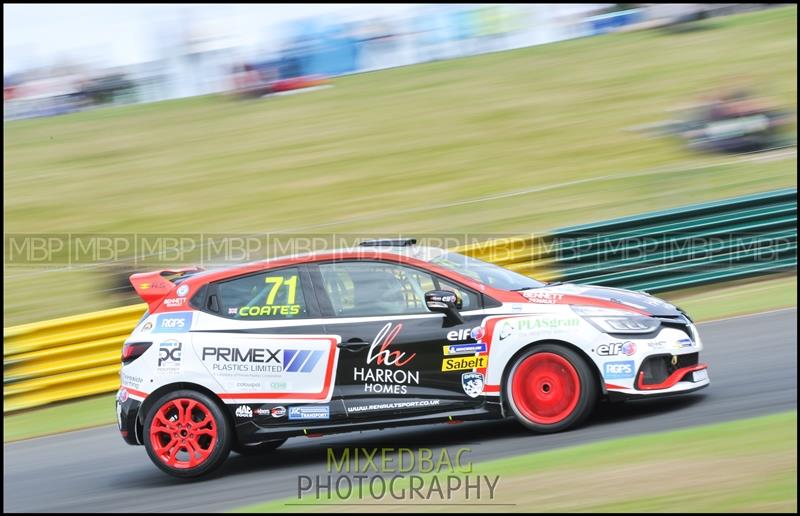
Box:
(638, 352), (699, 387)
(655, 314), (692, 332)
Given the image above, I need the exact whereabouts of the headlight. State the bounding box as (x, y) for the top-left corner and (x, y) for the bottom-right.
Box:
(571, 305), (661, 334)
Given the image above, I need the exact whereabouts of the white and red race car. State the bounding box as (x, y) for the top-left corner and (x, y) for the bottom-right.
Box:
(117, 239), (709, 477)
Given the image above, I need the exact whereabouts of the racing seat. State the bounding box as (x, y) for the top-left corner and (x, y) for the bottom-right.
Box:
(351, 271), (409, 316)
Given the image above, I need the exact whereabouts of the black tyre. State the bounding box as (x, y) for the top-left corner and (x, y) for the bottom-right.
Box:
(505, 344), (598, 433)
(232, 438), (288, 455)
(143, 390), (232, 478)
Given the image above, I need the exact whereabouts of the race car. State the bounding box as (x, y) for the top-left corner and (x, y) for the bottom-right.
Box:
(117, 239), (709, 477)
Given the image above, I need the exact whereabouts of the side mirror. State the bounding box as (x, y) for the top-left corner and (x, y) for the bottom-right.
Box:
(425, 290), (464, 325)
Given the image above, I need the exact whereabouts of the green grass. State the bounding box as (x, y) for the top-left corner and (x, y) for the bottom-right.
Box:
(3, 7), (797, 325)
(2, 394), (115, 442)
(661, 274), (797, 321)
(3, 274), (795, 443)
(233, 411), (797, 512)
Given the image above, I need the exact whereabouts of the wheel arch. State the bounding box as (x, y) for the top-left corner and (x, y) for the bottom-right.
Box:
(498, 338), (606, 414)
(136, 382), (233, 444)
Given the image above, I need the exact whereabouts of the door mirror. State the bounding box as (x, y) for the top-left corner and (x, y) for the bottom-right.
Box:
(425, 290), (464, 325)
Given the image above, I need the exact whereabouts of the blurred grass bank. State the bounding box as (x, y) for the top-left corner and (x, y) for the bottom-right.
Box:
(3, 7), (797, 325)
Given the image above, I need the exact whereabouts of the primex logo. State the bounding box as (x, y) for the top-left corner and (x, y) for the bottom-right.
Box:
(202, 346), (324, 374)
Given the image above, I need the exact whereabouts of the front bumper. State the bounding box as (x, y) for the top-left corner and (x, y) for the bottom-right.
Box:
(597, 321), (710, 397)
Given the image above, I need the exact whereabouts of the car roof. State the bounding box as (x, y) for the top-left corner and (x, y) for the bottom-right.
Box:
(175, 244), (526, 304)
(181, 245), (452, 282)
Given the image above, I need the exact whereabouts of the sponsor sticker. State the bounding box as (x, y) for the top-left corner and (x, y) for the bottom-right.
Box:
(442, 343), (487, 355)
(117, 388), (129, 403)
(121, 373), (143, 389)
(346, 400), (441, 414)
(520, 291), (564, 304)
(271, 406), (287, 418)
(354, 323), (419, 395)
(692, 369), (709, 383)
(596, 341), (637, 356)
(157, 339), (182, 374)
(441, 355), (488, 371)
(288, 406), (330, 420)
(163, 297), (187, 308)
(462, 372), (485, 398)
(228, 307), (238, 315)
(676, 338), (694, 349)
(447, 328), (472, 341)
(153, 312), (192, 333)
(176, 284), (190, 297)
(498, 321), (514, 341)
(141, 321), (153, 332)
(516, 317), (580, 332)
(235, 405), (253, 418)
(201, 347), (325, 374)
(603, 360), (635, 379)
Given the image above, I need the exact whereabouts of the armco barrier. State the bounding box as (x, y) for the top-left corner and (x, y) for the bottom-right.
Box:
(3, 304), (146, 412)
(543, 187), (797, 292)
(3, 188), (797, 412)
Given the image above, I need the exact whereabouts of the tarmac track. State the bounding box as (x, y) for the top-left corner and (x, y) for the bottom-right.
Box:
(3, 308), (797, 513)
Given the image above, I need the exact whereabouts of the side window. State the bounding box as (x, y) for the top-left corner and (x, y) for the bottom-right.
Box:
(438, 278), (481, 311)
(318, 262), (435, 317)
(215, 267), (308, 320)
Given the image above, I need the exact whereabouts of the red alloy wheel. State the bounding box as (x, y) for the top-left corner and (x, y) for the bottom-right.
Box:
(511, 352), (581, 425)
(149, 398), (218, 469)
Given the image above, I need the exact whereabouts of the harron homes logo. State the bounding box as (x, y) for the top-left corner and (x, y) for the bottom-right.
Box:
(201, 347), (324, 374)
(354, 323), (420, 395)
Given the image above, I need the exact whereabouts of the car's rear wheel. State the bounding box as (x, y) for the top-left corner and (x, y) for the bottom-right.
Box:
(232, 438), (287, 455)
(143, 390), (231, 478)
(505, 344), (597, 433)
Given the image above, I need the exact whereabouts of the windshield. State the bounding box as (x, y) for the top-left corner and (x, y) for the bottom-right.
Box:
(429, 252), (545, 291)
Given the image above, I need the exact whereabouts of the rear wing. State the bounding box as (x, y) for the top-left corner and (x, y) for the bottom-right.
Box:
(129, 267), (204, 312)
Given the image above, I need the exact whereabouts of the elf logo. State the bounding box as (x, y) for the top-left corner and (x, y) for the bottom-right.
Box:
(596, 341), (637, 356)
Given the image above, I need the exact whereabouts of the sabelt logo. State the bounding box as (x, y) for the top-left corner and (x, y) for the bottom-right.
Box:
(441, 355), (488, 371)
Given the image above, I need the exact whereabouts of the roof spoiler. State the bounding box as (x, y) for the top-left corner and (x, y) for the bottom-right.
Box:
(129, 267), (204, 312)
(359, 238), (417, 247)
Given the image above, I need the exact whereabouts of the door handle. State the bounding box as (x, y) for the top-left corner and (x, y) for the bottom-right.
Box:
(337, 340), (371, 351)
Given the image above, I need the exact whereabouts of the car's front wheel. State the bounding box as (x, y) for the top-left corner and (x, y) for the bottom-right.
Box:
(143, 390), (232, 478)
(505, 344), (598, 433)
